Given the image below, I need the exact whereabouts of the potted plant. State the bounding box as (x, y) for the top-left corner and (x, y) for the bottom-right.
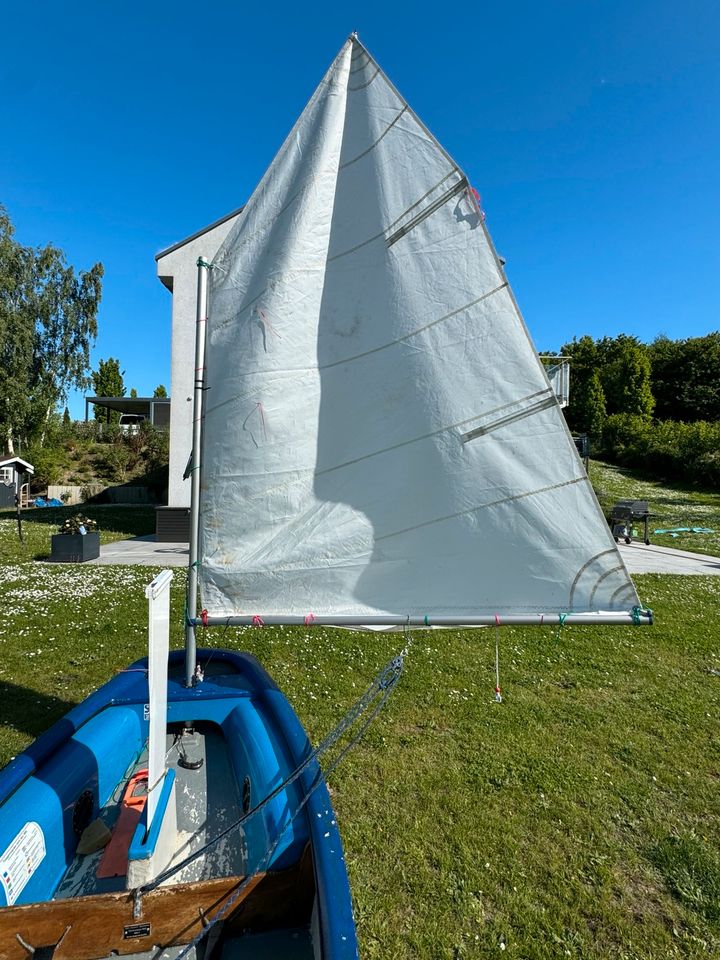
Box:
(50, 515), (100, 562)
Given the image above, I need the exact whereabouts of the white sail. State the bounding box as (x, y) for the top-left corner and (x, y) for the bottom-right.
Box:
(198, 37), (641, 622)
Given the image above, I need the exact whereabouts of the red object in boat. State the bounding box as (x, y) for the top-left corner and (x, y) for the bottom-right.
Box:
(96, 769), (148, 878)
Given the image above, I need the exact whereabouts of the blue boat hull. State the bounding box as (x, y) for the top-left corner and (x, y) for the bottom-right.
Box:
(0, 650), (358, 959)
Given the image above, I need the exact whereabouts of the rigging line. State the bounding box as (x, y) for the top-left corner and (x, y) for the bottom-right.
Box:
(375, 476), (588, 542)
(339, 105), (408, 170)
(386, 177), (469, 247)
(567, 548), (618, 609)
(588, 565), (626, 610)
(136, 651), (405, 898)
(316, 381), (544, 478)
(174, 662), (403, 960)
(494, 615), (503, 703)
(460, 395), (557, 443)
(319, 281), (509, 370)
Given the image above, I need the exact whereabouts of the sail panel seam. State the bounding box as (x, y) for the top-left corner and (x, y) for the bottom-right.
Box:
(316, 382), (548, 477)
(567, 548), (618, 608)
(588, 565), (625, 610)
(320, 281), (509, 370)
(386, 178), (469, 247)
(610, 583), (637, 607)
(349, 52), (372, 74)
(375, 477), (588, 542)
(460, 394), (556, 442)
(210, 285), (269, 337)
(383, 169), (460, 232)
(348, 68), (380, 91)
(339, 105), (408, 170)
(327, 169), (462, 263)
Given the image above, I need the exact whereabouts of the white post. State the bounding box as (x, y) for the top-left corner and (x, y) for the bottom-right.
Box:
(146, 569), (174, 828)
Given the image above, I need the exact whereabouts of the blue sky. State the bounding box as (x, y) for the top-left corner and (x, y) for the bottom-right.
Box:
(2, 1), (718, 418)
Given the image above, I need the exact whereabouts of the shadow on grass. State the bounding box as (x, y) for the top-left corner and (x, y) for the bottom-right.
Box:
(18, 505), (156, 538)
(0, 680), (76, 738)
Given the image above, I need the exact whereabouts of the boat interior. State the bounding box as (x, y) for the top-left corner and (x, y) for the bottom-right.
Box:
(0, 652), (351, 960)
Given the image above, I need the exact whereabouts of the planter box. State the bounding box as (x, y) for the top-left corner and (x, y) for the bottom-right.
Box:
(50, 532), (100, 563)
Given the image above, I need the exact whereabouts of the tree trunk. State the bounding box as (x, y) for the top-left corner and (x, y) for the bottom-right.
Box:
(39, 402), (54, 448)
(5, 425), (14, 456)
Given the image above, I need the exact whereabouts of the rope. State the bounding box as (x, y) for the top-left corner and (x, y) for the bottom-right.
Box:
(494, 614), (502, 703)
(174, 660), (403, 960)
(135, 645), (408, 913)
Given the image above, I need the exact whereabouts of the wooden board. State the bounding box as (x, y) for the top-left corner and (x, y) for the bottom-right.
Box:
(0, 866), (311, 960)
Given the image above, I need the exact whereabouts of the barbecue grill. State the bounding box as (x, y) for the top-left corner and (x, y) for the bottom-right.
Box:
(610, 499), (651, 545)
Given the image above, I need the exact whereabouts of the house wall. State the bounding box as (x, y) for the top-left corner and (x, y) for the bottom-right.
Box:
(156, 213), (242, 508)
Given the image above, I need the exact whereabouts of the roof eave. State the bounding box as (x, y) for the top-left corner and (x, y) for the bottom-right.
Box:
(154, 205), (245, 263)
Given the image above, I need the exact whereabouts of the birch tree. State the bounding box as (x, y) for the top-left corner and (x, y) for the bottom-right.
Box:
(0, 206), (103, 451)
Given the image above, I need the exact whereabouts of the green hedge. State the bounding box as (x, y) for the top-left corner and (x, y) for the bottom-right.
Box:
(600, 414), (720, 485)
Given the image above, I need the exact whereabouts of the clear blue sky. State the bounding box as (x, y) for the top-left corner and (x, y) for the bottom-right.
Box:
(2, 1), (718, 418)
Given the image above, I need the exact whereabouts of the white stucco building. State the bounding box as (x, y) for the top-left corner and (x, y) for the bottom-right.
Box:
(154, 207), (243, 540)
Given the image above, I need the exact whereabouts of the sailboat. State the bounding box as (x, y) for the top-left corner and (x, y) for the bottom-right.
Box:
(0, 34), (651, 960)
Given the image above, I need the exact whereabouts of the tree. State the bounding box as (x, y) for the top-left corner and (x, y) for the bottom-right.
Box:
(613, 343), (654, 421)
(650, 332), (720, 422)
(62, 407), (71, 426)
(558, 335), (598, 433)
(130, 387), (138, 399)
(573, 370), (607, 442)
(680, 333), (720, 422)
(0, 209), (36, 453)
(598, 335), (653, 420)
(34, 247), (103, 441)
(92, 358), (125, 422)
(562, 334), (655, 424)
(0, 205), (102, 451)
(648, 335), (681, 421)
(153, 384), (167, 398)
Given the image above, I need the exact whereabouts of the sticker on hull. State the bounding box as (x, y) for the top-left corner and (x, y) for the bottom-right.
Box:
(0, 821), (46, 905)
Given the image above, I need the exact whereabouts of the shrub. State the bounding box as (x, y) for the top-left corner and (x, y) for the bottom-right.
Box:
(600, 415), (720, 485)
(142, 425), (169, 472)
(25, 446), (68, 487)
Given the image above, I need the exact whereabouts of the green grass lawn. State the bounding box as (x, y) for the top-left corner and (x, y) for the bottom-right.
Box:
(0, 503), (157, 561)
(1, 488), (719, 957)
(590, 461), (720, 559)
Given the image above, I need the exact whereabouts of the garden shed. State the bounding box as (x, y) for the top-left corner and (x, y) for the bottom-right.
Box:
(0, 456), (34, 509)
